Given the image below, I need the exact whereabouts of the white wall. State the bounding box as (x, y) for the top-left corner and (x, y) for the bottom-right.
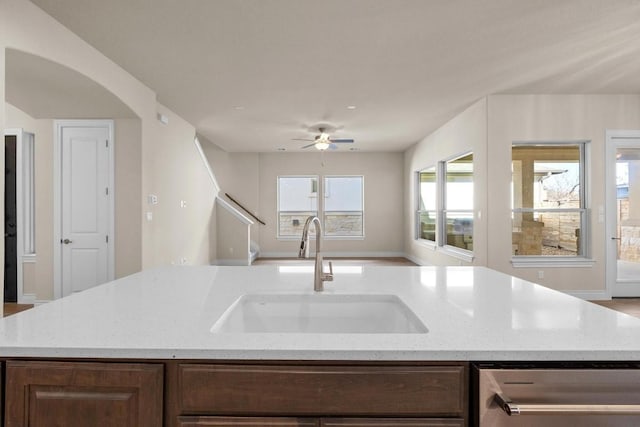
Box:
(204, 151), (405, 258)
(405, 94), (640, 295)
(5, 104), (143, 300)
(404, 98), (488, 266)
(487, 94), (640, 295)
(1, 0), (217, 310)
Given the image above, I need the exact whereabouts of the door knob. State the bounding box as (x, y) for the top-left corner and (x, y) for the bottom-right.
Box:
(62, 238), (73, 244)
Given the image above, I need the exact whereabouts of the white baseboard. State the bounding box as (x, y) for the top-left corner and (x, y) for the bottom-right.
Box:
(404, 253), (434, 266)
(19, 293), (36, 304)
(259, 251), (406, 259)
(214, 258), (251, 266)
(565, 290), (609, 301)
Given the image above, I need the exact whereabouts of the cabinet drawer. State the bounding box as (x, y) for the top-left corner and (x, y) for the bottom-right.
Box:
(177, 417), (464, 427)
(321, 419), (464, 427)
(178, 416), (319, 426)
(178, 364), (466, 416)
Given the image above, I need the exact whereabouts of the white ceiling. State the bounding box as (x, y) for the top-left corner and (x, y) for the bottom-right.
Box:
(26, 0), (640, 152)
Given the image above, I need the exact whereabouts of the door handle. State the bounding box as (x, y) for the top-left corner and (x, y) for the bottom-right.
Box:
(611, 237), (621, 240)
(62, 239), (73, 244)
(495, 393), (640, 416)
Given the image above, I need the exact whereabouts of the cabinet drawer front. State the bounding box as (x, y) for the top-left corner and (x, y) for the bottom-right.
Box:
(322, 419), (464, 427)
(178, 416), (319, 426)
(177, 417), (463, 427)
(178, 364), (466, 416)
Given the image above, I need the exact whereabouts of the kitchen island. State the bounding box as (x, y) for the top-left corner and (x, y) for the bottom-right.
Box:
(1, 265), (640, 426)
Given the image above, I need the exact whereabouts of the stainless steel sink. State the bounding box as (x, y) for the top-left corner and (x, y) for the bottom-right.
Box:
(211, 293), (428, 334)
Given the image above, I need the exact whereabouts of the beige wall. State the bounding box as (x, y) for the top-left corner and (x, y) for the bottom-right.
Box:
(404, 98), (488, 266)
(149, 104), (216, 266)
(202, 145), (405, 258)
(405, 94), (640, 294)
(5, 104), (143, 300)
(1, 0), (217, 308)
(487, 94), (640, 293)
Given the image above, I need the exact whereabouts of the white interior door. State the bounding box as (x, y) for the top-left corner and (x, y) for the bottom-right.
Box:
(58, 123), (113, 296)
(607, 131), (640, 297)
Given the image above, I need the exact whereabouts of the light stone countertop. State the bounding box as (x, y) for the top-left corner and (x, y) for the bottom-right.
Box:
(1, 265), (640, 361)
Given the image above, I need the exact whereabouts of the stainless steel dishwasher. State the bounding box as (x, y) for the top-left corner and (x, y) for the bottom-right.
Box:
(474, 362), (640, 426)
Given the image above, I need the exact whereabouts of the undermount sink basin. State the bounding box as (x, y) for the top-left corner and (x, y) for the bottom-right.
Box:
(211, 294), (428, 334)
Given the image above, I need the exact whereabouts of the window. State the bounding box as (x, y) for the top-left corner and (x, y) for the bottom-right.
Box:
(511, 142), (587, 258)
(277, 176), (318, 237)
(442, 153), (474, 252)
(324, 176), (363, 237)
(277, 175), (364, 238)
(416, 166), (437, 243)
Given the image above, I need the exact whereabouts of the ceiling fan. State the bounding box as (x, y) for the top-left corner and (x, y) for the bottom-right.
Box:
(293, 127), (355, 150)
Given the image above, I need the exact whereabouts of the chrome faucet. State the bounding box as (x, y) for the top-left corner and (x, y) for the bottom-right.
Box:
(298, 216), (333, 291)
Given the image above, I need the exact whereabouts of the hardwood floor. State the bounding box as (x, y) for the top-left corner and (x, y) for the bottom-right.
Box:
(591, 299), (640, 319)
(253, 257), (418, 267)
(3, 303), (34, 317)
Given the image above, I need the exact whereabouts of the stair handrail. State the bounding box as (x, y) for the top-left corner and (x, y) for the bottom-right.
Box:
(225, 193), (266, 225)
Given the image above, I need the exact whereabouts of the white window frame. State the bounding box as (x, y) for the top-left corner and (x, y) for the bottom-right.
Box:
(276, 175), (319, 239)
(277, 175), (365, 240)
(439, 152), (474, 261)
(323, 175), (365, 239)
(510, 140), (594, 268)
(415, 166), (438, 246)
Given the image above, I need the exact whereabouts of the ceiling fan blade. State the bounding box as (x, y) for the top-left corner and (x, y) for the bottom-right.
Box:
(301, 143), (316, 149)
(292, 138), (315, 142)
(329, 138), (354, 143)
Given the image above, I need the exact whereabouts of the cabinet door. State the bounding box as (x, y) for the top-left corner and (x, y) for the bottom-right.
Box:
(4, 360), (163, 427)
(178, 416), (319, 426)
(321, 419), (464, 427)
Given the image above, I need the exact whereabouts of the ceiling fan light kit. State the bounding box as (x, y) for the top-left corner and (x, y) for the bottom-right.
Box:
(294, 127), (355, 151)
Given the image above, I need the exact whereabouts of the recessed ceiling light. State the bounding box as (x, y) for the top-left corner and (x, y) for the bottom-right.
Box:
(233, 106), (244, 110)
(347, 105), (357, 110)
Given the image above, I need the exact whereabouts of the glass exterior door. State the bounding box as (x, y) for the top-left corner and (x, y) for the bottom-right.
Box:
(611, 144), (640, 296)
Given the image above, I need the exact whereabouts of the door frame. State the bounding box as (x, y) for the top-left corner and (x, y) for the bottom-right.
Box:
(4, 128), (35, 303)
(605, 129), (640, 297)
(53, 120), (115, 299)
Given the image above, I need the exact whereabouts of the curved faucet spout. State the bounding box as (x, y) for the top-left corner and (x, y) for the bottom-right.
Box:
(298, 216), (333, 291)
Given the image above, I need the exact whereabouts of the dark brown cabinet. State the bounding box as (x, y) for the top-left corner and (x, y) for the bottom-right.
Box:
(177, 417), (464, 426)
(178, 417), (320, 426)
(1, 360), (467, 426)
(4, 360), (163, 427)
(169, 362), (467, 427)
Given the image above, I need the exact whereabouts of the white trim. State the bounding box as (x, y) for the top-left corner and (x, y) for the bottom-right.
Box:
(214, 258), (252, 266)
(53, 120), (115, 300)
(21, 254), (37, 263)
(404, 253), (433, 266)
(564, 290), (609, 301)
(20, 293), (36, 304)
(440, 246), (474, 263)
(194, 135), (220, 193)
(511, 257), (596, 268)
(4, 128), (37, 304)
(216, 196), (254, 225)
(259, 251), (406, 259)
(605, 129), (640, 297)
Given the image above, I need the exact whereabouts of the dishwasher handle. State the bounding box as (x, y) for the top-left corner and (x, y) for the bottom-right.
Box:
(495, 393), (640, 416)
